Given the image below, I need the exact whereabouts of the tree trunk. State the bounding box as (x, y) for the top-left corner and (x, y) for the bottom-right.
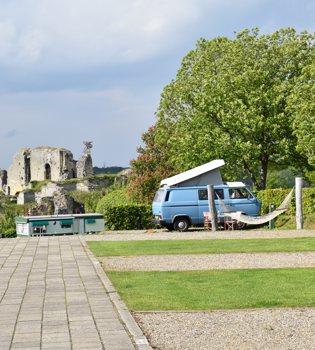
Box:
(260, 155), (269, 190)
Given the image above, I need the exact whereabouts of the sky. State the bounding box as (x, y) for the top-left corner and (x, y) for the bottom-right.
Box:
(0, 0), (314, 169)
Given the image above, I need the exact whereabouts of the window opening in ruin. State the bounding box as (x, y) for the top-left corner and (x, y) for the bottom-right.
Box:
(24, 155), (31, 185)
(45, 164), (51, 180)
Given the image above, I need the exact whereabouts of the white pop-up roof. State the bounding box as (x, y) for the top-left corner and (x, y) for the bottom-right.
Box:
(160, 159), (225, 187)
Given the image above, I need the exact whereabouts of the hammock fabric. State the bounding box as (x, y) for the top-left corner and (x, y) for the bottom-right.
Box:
(219, 188), (294, 226)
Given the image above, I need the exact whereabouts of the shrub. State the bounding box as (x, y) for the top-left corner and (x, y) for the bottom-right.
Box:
(102, 204), (153, 230)
(70, 190), (106, 213)
(0, 209), (16, 233)
(257, 187), (315, 215)
(95, 188), (153, 230)
(3, 228), (16, 238)
(96, 189), (132, 213)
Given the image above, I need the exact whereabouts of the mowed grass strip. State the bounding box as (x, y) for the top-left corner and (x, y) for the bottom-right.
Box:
(107, 268), (315, 311)
(87, 237), (315, 256)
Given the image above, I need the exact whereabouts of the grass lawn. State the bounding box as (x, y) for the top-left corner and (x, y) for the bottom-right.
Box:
(107, 268), (315, 311)
(87, 237), (315, 256)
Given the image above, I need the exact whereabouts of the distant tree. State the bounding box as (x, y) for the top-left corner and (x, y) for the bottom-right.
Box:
(93, 166), (127, 174)
(156, 28), (315, 189)
(128, 126), (174, 203)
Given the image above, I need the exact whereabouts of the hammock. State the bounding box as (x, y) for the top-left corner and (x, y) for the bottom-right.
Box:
(218, 188), (294, 225)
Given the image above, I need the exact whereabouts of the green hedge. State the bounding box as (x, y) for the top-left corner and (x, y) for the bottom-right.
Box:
(102, 205), (153, 230)
(257, 187), (315, 215)
(2, 228), (16, 238)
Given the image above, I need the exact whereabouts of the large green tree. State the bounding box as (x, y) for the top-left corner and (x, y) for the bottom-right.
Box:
(156, 28), (315, 189)
(289, 58), (315, 168)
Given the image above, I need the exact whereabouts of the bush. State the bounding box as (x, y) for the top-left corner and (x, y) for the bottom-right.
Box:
(96, 189), (132, 212)
(95, 188), (153, 230)
(70, 190), (106, 213)
(257, 187), (315, 215)
(0, 209), (16, 235)
(3, 228), (16, 238)
(102, 204), (153, 230)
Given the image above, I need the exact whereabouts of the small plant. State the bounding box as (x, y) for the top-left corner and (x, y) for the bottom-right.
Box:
(3, 228), (16, 238)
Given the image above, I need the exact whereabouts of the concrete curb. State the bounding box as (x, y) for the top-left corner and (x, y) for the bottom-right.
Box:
(79, 236), (153, 350)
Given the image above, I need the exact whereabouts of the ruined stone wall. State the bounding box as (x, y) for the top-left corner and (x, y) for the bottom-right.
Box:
(0, 169), (7, 192)
(6, 148), (30, 195)
(29, 147), (76, 182)
(6, 143), (94, 196)
(76, 154), (93, 178)
(7, 147), (76, 195)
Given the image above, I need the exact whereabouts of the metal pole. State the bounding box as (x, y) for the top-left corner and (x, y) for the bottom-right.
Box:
(207, 184), (218, 231)
(295, 177), (303, 230)
(268, 203), (275, 229)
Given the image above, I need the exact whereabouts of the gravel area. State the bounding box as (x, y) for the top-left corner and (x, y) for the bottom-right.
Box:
(133, 309), (315, 350)
(85, 229), (315, 241)
(99, 252), (315, 271)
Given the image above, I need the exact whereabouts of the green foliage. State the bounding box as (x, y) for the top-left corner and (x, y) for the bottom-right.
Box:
(266, 167), (301, 189)
(3, 228), (16, 238)
(155, 28), (315, 190)
(102, 205), (153, 230)
(0, 208), (16, 236)
(128, 125), (174, 203)
(289, 56), (315, 169)
(70, 190), (106, 213)
(28, 180), (51, 192)
(95, 188), (153, 230)
(93, 166), (127, 174)
(257, 187), (315, 215)
(96, 189), (132, 212)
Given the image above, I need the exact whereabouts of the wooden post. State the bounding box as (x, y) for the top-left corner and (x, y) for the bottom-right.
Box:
(207, 184), (218, 231)
(295, 177), (303, 230)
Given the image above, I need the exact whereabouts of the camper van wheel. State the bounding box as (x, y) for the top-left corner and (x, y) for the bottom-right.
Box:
(174, 218), (189, 232)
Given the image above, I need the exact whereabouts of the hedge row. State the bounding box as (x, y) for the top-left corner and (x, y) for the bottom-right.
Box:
(257, 187), (315, 215)
(102, 204), (153, 230)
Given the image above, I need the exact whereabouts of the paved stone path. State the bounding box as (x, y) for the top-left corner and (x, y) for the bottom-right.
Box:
(0, 236), (151, 350)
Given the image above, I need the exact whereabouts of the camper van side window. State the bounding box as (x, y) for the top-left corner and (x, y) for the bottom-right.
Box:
(198, 189), (224, 200)
(165, 191), (170, 202)
(198, 190), (208, 200)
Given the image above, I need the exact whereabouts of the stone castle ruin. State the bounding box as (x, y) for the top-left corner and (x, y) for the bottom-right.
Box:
(1, 142), (94, 196)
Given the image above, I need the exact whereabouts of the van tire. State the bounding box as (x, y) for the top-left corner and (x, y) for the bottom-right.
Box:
(174, 217), (190, 232)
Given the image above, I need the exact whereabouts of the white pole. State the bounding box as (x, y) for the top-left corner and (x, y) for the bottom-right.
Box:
(295, 177), (303, 230)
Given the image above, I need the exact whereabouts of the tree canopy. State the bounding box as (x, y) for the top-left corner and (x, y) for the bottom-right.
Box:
(155, 28), (315, 189)
(289, 58), (315, 167)
(128, 126), (174, 203)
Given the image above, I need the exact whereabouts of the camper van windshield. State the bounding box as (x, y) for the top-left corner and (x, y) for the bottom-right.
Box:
(229, 188), (252, 199)
(154, 189), (165, 202)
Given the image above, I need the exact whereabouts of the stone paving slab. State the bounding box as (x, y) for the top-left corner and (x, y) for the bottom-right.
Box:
(0, 236), (152, 350)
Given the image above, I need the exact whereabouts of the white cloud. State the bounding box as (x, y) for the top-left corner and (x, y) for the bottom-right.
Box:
(0, 0), (204, 69)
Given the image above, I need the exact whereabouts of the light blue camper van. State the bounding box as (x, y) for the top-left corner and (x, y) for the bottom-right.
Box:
(152, 182), (261, 231)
